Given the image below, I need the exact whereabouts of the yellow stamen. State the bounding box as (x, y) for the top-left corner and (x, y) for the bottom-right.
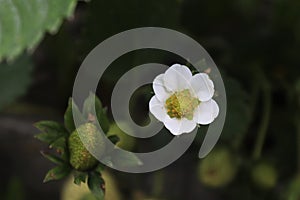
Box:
(165, 89), (200, 120)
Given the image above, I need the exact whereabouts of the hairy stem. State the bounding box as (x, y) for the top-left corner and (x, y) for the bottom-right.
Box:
(233, 78), (260, 150)
(152, 170), (164, 198)
(294, 82), (300, 173)
(252, 82), (271, 160)
(295, 115), (300, 173)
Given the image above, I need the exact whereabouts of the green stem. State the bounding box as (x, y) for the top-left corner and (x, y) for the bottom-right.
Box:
(252, 82), (272, 160)
(152, 170), (164, 198)
(296, 117), (300, 173)
(233, 79), (260, 150)
(297, 124), (300, 173)
(294, 80), (300, 173)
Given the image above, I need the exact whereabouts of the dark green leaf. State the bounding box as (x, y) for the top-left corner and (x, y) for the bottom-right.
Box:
(40, 151), (65, 165)
(64, 98), (86, 133)
(43, 165), (71, 183)
(73, 171), (88, 186)
(107, 135), (120, 145)
(87, 172), (105, 200)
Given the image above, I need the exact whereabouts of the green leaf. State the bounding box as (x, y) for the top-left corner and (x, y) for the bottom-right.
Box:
(40, 151), (65, 165)
(64, 98), (86, 133)
(43, 165), (71, 183)
(107, 135), (120, 145)
(34, 121), (68, 144)
(83, 92), (110, 133)
(0, 0), (78, 61)
(87, 172), (105, 200)
(73, 171), (88, 186)
(0, 54), (32, 110)
(221, 75), (252, 141)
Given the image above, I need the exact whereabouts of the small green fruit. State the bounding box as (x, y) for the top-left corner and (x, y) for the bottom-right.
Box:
(68, 123), (105, 171)
(197, 148), (237, 188)
(251, 162), (278, 189)
(107, 123), (136, 151)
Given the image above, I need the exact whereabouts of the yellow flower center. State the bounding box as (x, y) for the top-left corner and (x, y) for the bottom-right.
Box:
(165, 89), (200, 120)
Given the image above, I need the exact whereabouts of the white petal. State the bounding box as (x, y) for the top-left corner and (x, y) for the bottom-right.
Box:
(164, 116), (197, 135)
(179, 118), (198, 134)
(193, 99), (219, 125)
(153, 74), (170, 102)
(149, 96), (168, 122)
(189, 73), (214, 101)
(164, 64), (193, 92)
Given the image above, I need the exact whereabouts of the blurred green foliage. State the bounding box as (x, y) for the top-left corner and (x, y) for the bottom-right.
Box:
(0, 54), (32, 110)
(0, 0), (78, 61)
(3, 176), (26, 200)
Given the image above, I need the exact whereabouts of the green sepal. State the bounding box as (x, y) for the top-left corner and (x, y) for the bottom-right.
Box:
(83, 92), (110, 133)
(83, 92), (98, 119)
(87, 172), (105, 200)
(34, 121), (68, 144)
(35, 121), (66, 133)
(40, 151), (65, 165)
(64, 98), (86, 133)
(73, 171), (88, 186)
(110, 149), (143, 168)
(34, 132), (56, 144)
(108, 135), (120, 145)
(101, 157), (114, 168)
(95, 164), (105, 174)
(49, 137), (68, 160)
(43, 165), (71, 183)
(49, 137), (66, 151)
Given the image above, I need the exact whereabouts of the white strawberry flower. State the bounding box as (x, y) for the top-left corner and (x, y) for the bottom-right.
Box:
(149, 64), (219, 135)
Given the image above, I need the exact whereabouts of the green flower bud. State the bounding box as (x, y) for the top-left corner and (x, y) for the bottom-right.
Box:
(197, 148), (237, 188)
(251, 162), (278, 189)
(68, 123), (105, 171)
(107, 123), (136, 151)
(286, 175), (300, 200)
